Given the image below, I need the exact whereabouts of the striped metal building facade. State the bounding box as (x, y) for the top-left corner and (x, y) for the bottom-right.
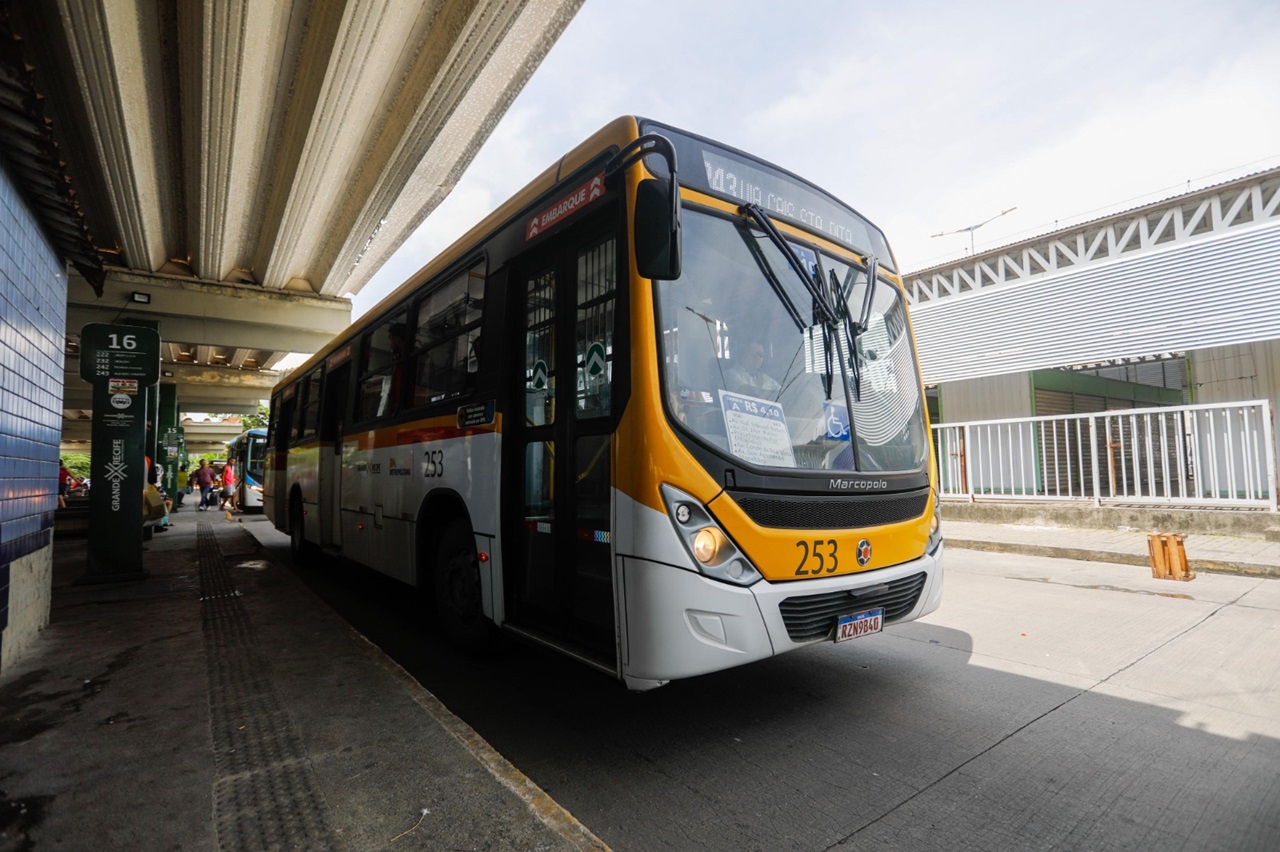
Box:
(906, 168), (1280, 434)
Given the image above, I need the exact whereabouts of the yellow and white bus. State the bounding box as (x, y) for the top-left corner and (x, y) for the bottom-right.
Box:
(266, 117), (943, 690)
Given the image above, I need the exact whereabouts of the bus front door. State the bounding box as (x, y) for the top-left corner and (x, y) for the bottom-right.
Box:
(506, 222), (619, 669)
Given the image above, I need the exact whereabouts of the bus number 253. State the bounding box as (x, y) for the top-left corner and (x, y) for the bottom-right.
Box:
(425, 450), (444, 478)
(795, 539), (838, 575)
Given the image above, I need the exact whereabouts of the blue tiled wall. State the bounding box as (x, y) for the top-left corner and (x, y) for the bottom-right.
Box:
(0, 162), (67, 636)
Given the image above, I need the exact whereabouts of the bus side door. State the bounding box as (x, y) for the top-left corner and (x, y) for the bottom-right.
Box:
(504, 211), (622, 666)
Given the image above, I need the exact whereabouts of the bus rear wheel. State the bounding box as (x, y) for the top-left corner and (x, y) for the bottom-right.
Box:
(434, 519), (493, 651)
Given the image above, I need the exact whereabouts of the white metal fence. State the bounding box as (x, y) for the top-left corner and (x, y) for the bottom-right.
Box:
(932, 400), (1278, 511)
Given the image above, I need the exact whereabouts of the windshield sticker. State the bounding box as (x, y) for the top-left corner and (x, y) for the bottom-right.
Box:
(526, 172), (604, 240)
(719, 390), (796, 468)
(824, 401), (851, 441)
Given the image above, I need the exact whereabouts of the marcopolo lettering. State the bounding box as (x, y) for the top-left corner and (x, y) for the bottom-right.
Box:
(829, 478), (889, 491)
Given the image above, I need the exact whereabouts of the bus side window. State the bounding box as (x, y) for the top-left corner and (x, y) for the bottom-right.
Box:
(410, 261), (485, 407)
(356, 312), (408, 421)
(295, 368), (323, 442)
(273, 390), (295, 453)
(266, 394), (279, 449)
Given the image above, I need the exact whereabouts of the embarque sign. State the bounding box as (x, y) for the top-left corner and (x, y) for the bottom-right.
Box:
(79, 323), (160, 581)
(525, 172), (604, 240)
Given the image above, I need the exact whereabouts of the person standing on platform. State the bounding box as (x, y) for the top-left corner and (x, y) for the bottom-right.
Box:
(58, 459), (71, 509)
(191, 458), (217, 511)
(174, 463), (188, 510)
(220, 457), (239, 512)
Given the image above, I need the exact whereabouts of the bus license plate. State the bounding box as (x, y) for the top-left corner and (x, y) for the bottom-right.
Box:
(836, 608), (884, 643)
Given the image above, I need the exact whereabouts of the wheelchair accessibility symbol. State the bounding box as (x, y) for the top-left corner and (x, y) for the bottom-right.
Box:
(824, 402), (850, 441)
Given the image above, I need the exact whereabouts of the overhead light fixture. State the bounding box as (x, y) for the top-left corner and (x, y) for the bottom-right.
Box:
(131, 291), (151, 304)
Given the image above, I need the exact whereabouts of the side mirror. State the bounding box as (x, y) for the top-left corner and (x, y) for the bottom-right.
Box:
(607, 134), (682, 281)
(635, 178), (682, 280)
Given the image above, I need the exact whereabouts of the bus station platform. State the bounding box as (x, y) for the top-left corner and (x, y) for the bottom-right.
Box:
(2, 506), (1278, 849)
(0, 516), (605, 850)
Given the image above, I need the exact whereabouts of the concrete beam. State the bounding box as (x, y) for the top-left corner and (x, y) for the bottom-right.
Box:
(175, 400), (262, 416)
(65, 269), (351, 352)
(266, 0), (584, 296)
(54, 0), (174, 272)
(60, 418), (250, 448)
(61, 383), (266, 412)
(64, 358), (281, 391)
(176, 394), (263, 411)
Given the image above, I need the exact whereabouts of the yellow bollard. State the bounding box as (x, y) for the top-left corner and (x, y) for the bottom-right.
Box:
(1147, 533), (1169, 579)
(1147, 532), (1194, 581)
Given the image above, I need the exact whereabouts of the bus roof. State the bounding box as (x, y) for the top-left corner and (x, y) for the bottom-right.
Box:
(227, 427), (268, 443)
(277, 116), (642, 388)
(276, 114), (894, 391)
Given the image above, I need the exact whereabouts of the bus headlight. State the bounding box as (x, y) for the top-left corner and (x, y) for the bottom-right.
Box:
(692, 528), (723, 563)
(661, 484), (761, 587)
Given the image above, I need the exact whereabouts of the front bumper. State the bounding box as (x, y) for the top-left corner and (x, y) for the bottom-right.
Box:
(619, 542), (944, 689)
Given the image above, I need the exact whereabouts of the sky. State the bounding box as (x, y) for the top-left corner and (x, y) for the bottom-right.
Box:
(352, 0), (1280, 319)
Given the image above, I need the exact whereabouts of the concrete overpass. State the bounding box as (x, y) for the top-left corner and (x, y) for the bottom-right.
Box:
(0, 0), (582, 451)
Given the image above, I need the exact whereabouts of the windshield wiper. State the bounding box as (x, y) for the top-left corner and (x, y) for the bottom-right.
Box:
(738, 230), (805, 332)
(827, 256), (879, 403)
(857, 256), (879, 334)
(739, 204), (838, 325)
(739, 203), (847, 400)
(829, 268), (861, 402)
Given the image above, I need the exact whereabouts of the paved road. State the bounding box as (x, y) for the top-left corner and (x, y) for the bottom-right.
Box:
(253, 517), (1280, 851)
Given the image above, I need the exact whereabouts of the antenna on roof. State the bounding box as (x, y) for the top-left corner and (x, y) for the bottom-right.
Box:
(931, 207), (1018, 255)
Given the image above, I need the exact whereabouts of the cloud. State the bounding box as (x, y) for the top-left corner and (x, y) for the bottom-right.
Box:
(354, 0), (1280, 303)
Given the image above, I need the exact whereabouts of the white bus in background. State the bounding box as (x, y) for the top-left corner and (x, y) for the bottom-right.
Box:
(226, 428), (268, 510)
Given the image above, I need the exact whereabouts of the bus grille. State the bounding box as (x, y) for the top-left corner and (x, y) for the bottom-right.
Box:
(778, 572), (927, 642)
(729, 488), (929, 530)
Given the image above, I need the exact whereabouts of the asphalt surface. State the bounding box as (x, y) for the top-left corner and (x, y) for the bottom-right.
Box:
(2, 510), (1278, 850)
(282, 532), (1280, 851)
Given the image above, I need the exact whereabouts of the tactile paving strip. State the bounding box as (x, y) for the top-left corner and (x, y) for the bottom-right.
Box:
(197, 523), (343, 850)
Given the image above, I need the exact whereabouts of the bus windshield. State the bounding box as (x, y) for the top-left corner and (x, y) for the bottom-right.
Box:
(246, 433), (267, 482)
(656, 206), (929, 473)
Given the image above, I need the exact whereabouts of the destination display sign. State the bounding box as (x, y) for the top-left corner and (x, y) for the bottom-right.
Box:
(640, 122), (895, 270)
(80, 323), (161, 386)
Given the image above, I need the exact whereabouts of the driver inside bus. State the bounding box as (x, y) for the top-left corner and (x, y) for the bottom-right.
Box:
(725, 337), (781, 398)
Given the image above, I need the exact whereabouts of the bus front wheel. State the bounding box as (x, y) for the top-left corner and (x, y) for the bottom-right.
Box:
(434, 519), (493, 651)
